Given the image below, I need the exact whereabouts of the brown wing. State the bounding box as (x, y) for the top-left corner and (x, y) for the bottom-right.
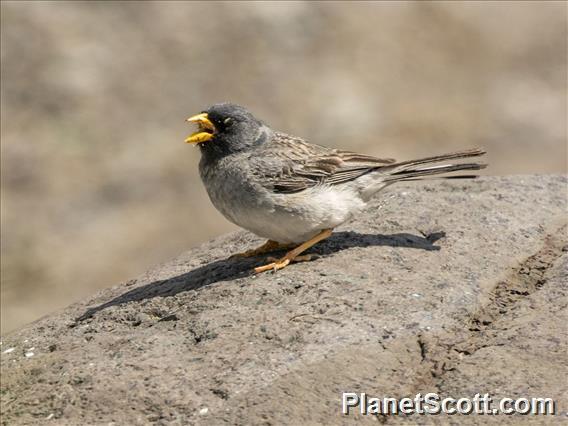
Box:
(254, 132), (396, 194)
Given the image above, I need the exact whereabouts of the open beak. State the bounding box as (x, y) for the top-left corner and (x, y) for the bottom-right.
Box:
(185, 113), (215, 144)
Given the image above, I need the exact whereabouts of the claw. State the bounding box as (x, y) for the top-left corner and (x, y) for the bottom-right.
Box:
(254, 258), (290, 273)
(253, 229), (332, 274)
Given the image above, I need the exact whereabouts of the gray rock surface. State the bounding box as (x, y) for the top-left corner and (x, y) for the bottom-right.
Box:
(1, 175), (566, 425)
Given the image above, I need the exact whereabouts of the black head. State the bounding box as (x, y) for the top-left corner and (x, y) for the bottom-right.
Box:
(185, 103), (270, 159)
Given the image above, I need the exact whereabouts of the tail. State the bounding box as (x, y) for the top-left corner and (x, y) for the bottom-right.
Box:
(382, 148), (487, 183)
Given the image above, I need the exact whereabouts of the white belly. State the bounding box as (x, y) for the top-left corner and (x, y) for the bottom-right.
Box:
(212, 185), (367, 243)
(200, 153), (369, 243)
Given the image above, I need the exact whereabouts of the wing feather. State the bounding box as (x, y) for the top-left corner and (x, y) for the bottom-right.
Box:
(255, 132), (395, 194)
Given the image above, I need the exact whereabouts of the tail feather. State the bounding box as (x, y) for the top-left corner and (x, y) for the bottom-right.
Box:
(385, 162), (487, 182)
(382, 148), (487, 182)
(391, 148), (486, 169)
(398, 174), (482, 182)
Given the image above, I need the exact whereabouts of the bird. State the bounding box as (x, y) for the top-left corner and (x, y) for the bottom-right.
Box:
(185, 103), (487, 273)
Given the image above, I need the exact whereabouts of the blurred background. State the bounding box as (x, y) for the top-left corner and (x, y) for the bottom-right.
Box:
(1, 1), (566, 334)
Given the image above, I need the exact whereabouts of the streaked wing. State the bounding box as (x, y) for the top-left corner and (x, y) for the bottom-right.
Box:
(254, 132), (396, 194)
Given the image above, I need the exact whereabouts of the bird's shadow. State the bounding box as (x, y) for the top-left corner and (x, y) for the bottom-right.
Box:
(76, 231), (445, 322)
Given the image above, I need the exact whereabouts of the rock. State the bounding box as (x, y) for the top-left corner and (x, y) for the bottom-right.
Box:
(1, 175), (566, 424)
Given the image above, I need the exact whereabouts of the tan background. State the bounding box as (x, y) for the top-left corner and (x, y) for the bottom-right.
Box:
(1, 1), (566, 334)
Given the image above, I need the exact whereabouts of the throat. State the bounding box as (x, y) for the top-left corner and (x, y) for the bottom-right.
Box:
(198, 135), (238, 162)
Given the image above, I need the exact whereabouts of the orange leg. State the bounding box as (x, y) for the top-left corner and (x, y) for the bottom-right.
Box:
(230, 240), (295, 259)
(254, 229), (333, 273)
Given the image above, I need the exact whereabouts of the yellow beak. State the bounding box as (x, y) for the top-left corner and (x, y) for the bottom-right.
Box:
(185, 113), (215, 144)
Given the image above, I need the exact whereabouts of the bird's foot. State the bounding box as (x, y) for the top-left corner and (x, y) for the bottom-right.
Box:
(255, 254), (315, 273)
(230, 240), (294, 259)
(253, 228), (333, 273)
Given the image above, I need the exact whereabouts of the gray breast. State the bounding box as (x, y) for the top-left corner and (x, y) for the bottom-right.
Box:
(199, 153), (273, 228)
